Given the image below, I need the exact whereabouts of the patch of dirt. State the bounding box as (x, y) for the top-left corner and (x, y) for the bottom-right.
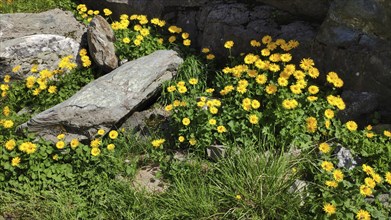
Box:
(132, 165), (167, 193)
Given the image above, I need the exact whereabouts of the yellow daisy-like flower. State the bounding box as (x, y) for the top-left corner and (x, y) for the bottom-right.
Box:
(356, 209), (371, 220)
(22, 142), (37, 154)
(123, 37), (131, 44)
(250, 39), (261, 47)
(209, 118), (217, 125)
(249, 114), (259, 124)
(97, 129), (105, 136)
(5, 139), (16, 151)
(323, 203), (336, 216)
(384, 130), (391, 137)
(70, 138), (79, 149)
(364, 177), (376, 189)
(178, 136), (185, 142)
(290, 84), (302, 95)
(251, 100), (260, 109)
(346, 121), (358, 131)
(209, 106), (218, 114)
(165, 104), (173, 112)
(11, 157), (21, 167)
(167, 85), (176, 93)
(325, 180), (338, 188)
(206, 54), (215, 60)
(189, 78), (198, 85)
(299, 58), (314, 70)
(3, 120), (14, 128)
(12, 65), (21, 73)
(183, 39), (191, 46)
(277, 77), (288, 87)
(265, 84), (277, 95)
(224, 40), (234, 49)
(307, 85), (319, 95)
(151, 139), (165, 148)
(201, 48), (210, 53)
(261, 48), (271, 56)
(371, 173), (382, 184)
(319, 142), (331, 154)
(189, 138), (197, 146)
(178, 86), (187, 94)
(91, 147), (101, 156)
(255, 74), (267, 85)
(56, 141), (66, 149)
(360, 184), (372, 196)
(90, 138), (101, 148)
(333, 169), (344, 182)
(103, 8), (112, 16)
(321, 161), (334, 172)
(362, 164), (374, 176)
(107, 144), (115, 151)
(306, 117), (317, 133)
(280, 53), (292, 62)
(324, 109), (334, 119)
(308, 67), (320, 79)
(261, 35), (272, 44)
(385, 172), (391, 185)
(182, 118), (191, 126)
(109, 130), (118, 139)
(217, 125), (227, 133)
(57, 133), (65, 140)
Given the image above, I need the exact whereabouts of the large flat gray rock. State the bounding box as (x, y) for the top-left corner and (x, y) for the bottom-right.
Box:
(18, 50), (183, 142)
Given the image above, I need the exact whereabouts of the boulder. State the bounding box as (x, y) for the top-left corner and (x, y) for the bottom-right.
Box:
(87, 15), (118, 73)
(338, 91), (379, 125)
(0, 34), (80, 79)
(0, 8), (85, 42)
(18, 50), (183, 142)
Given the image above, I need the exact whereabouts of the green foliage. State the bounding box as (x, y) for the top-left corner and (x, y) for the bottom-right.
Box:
(0, 0), (76, 13)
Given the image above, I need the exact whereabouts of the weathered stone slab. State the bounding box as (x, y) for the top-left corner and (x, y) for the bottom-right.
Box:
(0, 34), (80, 79)
(87, 15), (118, 73)
(18, 50), (183, 142)
(0, 8), (85, 42)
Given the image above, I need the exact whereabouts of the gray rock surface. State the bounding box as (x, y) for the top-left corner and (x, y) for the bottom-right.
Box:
(0, 34), (80, 79)
(336, 146), (358, 170)
(18, 50), (183, 142)
(87, 15), (118, 73)
(338, 91), (379, 124)
(0, 8), (85, 42)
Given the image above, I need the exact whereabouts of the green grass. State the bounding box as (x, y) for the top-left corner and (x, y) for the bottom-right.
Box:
(0, 0), (77, 13)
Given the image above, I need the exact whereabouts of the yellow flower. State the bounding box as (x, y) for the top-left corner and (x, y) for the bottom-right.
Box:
(189, 78), (198, 85)
(183, 39), (191, 46)
(217, 125), (227, 133)
(251, 100), (260, 109)
(12, 65), (21, 73)
(97, 129), (105, 136)
(325, 180), (338, 188)
(261, 49), (270, 56)
(280, 53), (292, 62)
(103, 8), (112, 16)
(109, 130), (118, 139)
(299, 58), (314, 70)
(319, 142), (331, 154)
(140, 28), (150, 37)
(236, 86), (247, 94)
(209, 119), (216, 125)
(360, 184), (372, 197)
(178, 86), (187, 94)
(56, 141), (65, 149)
(90, 138), (101, 148)
(5, 139), (16, 151)
(70, 139), (79, 149)
(189, 138), (197, 146)
(235, 194), (242, 200)
(290, 84), (302, 95)
(385, 172), (391, 185)
(3, 74), (11, 83)
(364, 177), (376, 189)
(366, 132), (375, 138)
(123, 37), (131, 44)
(333, 169), (344, 182)
(255, 74), (267, 84)
(265, 84), (277, 95)
(167, 85), (176, 93)
(48, 85), (57, 94)
(362, 164), (374, 176)
(308, 67), (319, 79)
(165, 104), (173, 112)
(20, 142), (37, 154)
(182, 118), (190, 126)
(324, 109), (334, 119)
(306, 117), (317, 133)
(11, 157), (21, 167)
(168, 35), (176, 43)
(91, 147), (101, 156)
(356, 209), (370, 220)
(201, 48), (210, 53)
(107, 144), (115, 151)
(282, 99), (298, 110)
(3, 120), (14, 128)
(277, 77), (288, 87)
(224, 40), (234, 49)
(206, 54), (215, 60)
(178, 136), (185, 142)
(307, 85), (319, 94)
(372, 173), (382, 183)
(323, 203), (336, 216)
(209, 106), (218, 114)
(261, 35), (272, 44)
(57, 133), (65, 140)
(134, 39), (142, 46)
(249, 114), (259, 124)
(346, 121), (358, 131)
(3, 106), (10, 116)
(384, 130), (391, 137)
(321, 161), (334, 172)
